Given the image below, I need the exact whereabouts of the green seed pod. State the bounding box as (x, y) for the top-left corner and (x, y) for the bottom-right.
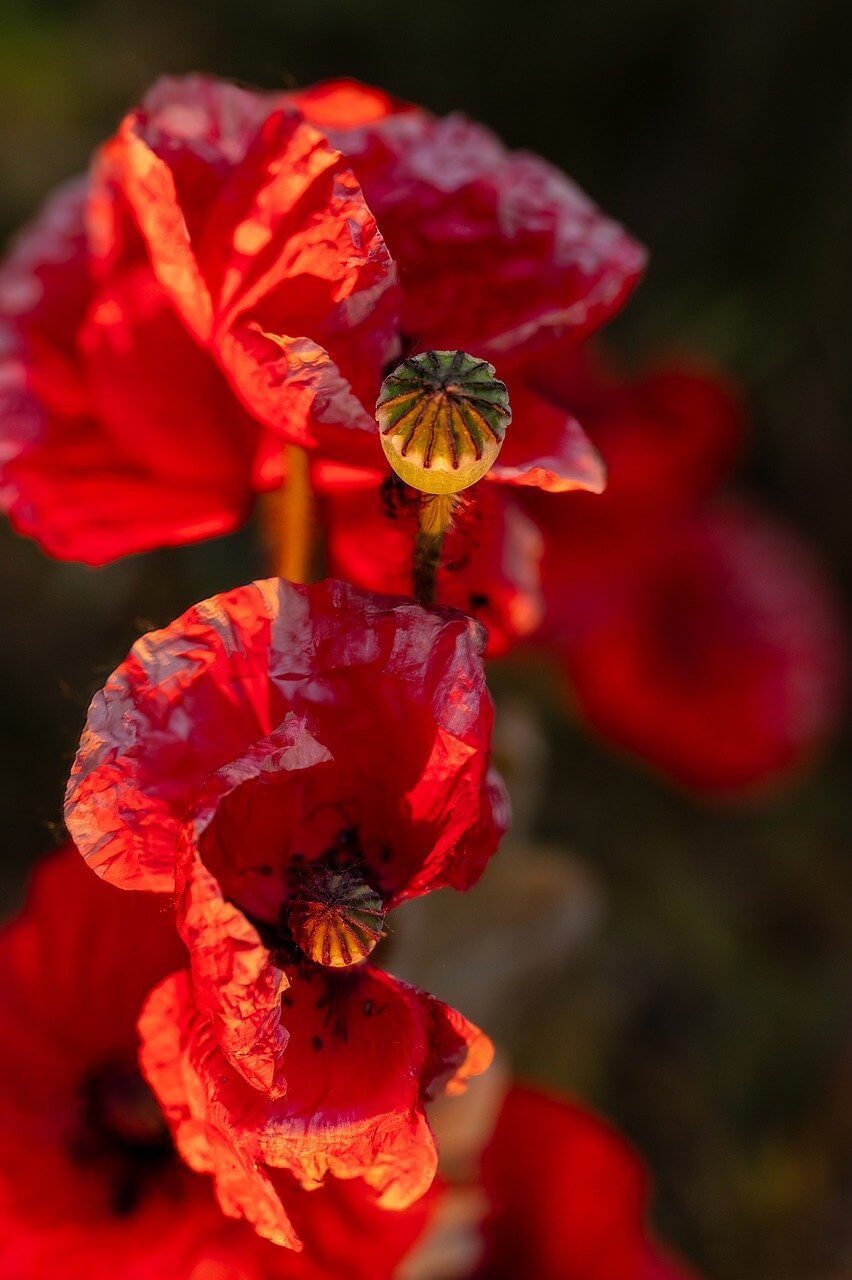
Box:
(377, 350), (511, 494)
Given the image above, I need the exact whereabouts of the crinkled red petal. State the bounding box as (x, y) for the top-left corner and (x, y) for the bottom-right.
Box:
(140, 967), (491, 1248)
(177, 718), (333, 1095)
(66, 578), (504, 900)
(0, 178), (258, 563)
(102, 78), (400, 462)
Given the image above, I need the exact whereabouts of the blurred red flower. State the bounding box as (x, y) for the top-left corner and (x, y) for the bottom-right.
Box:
(525, 352), (846, 793)
(65, 579), (503, 1241)
(0, 75), (642, 574)
(0, 847), (433, 1279)
(475, 1085), (696, 1280)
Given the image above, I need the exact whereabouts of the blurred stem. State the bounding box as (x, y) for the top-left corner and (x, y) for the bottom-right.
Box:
(414, 493), (457, 605)
(265, 445), (314, 582)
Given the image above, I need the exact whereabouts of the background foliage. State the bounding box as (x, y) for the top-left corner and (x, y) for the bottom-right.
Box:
(0, 2), (849, 1276)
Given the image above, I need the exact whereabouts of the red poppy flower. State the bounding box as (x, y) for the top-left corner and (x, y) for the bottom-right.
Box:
(1, 75), (640, 570)
(0, 76), (397, 564)
(0, 847), (434, 1279)
(475, 1084), (697, 1280)
(537, 499), (846, 793)
(65, 578), (503, 1240)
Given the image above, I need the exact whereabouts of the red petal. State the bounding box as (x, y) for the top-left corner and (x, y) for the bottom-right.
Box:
(288, 79), (406, 129)
(641, 1246), (701, 1280)
(66, 579), (503, 899)
(525, 345), (743, 522)
(0, 178), (257, 564)
(140, 967), (490, 1247)
(178, 718), (332, 1095)
(487, 380), (606, 493)
(479, 1085), (648, 1279)
(0, 847), (183, 1095)
(103, 78), (400, 462)
(551, 502), (847, 793)
(78, 261), (257, 491)
(298, 98), (646, 360)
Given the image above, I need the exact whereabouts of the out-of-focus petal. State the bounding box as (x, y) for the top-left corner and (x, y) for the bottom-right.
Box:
(287, 79), (406, 130)
(477, 1085), (648, 1280)
(293, 92), (646, 360)
(550, 502), (847, 793)
(525, 346), (743, 522)
(641, 1246), (700, 1280)
(486, 381), (606, 493)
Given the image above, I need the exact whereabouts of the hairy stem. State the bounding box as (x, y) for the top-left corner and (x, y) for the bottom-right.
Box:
(414, 493), (457, 605)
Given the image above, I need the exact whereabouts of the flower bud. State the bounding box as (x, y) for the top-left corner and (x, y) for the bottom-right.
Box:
(377, 351), (511, 494)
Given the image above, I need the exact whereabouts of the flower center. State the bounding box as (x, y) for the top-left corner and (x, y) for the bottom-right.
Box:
(74, 1062), (174, 1215)
(288, 864), (386, 968)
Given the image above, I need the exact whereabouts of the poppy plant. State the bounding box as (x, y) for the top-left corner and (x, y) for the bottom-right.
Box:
(0, 846), (438, 1279)
(65, 578), (505, 1244)
(0, 74), (642, 575)
(298, 78), (647, 647)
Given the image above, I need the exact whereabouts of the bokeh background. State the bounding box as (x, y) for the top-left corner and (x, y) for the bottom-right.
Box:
(0, 2), (849, 1277)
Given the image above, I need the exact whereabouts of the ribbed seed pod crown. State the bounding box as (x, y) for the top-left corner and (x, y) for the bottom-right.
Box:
(377, 350), (511, 494)
(288, 865), (386, 969)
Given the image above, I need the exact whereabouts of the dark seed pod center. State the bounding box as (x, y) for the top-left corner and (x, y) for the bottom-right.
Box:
(288, 865), (386, 968)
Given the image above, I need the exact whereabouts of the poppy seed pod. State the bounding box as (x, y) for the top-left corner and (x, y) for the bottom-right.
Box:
(377, 351), (511, 494)
(288, 865), (386, 968)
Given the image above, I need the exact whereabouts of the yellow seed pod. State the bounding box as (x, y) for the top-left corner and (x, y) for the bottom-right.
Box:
(288, 866), (386, 968)
(377, 350), (511, 494)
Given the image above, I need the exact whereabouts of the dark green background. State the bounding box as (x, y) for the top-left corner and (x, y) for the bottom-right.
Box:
(0, 2), (849, 1276)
